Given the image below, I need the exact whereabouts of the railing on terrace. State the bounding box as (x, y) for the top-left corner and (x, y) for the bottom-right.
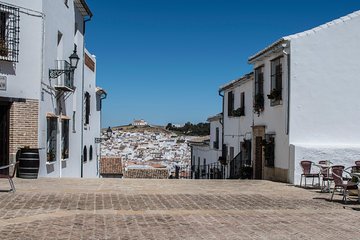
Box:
(53, 60), (74, 91)
(190, 152), (253, 180)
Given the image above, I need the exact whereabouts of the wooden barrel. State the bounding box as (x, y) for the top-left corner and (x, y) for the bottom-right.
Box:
(18, 148), (39, 179)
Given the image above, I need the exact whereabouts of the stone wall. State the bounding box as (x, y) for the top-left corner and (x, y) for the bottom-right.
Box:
(9, 99), (39, 162)
(124, 168), (169, 179)
(100, 157), (123, 177)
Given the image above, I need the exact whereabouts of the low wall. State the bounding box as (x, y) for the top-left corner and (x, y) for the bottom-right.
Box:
(100, 157), (123, 177)
(290, 144), (360, 185)
(124, 168), (169, 179)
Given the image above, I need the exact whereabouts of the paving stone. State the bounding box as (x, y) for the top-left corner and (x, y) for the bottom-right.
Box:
(0, 178), (358, 239)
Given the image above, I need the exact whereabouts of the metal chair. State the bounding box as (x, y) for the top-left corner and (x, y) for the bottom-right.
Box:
(330, 165), (359, 203)
(300, 160), (320, 188)
(0, 162), (18, 193)
(318, 160), (333, 192)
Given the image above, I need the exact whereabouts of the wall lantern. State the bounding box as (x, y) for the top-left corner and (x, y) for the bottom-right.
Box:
(49, 47), (80, 79)
(69, 47), (80, 69)
(106, 126), (113, 139)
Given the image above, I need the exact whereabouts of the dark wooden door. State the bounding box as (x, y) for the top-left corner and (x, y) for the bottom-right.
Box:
(0, 103), (10, 174)
(254, 137), (263, 179)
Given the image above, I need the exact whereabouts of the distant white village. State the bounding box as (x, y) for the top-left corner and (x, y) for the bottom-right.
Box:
(101, 121), (193, 175)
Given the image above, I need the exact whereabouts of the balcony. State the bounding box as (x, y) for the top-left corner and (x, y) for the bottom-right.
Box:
(51, 60), (74, 92)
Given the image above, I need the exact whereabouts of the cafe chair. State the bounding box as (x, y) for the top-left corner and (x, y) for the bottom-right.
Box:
(300, 160), (320, 188)
(330, 165), (359, 204)
(0, 162), (19, 193)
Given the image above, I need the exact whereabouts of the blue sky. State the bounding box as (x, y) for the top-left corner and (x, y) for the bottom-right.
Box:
(85, 0), (359, 127)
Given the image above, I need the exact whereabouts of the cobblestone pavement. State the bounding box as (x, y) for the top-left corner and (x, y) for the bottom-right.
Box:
(0, 178), (359, 240)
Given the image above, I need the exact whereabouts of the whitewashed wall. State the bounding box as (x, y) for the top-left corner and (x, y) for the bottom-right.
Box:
(287, 15), (360, 183)
(223, 77), (255, 162)
(39, 0), (85, 177)
(290, 144), (360, 185)
(289, 16), (360, 145)
(253, 54), (290, 170)
(223, 87), (242, 159)
(0, 0), (42, 100)
(82, 50), (100, 178)
(209, 118), (222, 164)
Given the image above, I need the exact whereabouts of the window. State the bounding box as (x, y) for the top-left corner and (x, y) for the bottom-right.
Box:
(240, 92), (245, 116)
(268, 57), (283, 105)
(84, 92), (90, 125)
(0, 3), (19, 62)
(47, 117), (57, 162)
(263, 135), (275, 167)
(214, 127), (219, 149)
(227, 91), (234, 116)
(241, 140), (252, 165)
(83, 146), (87, 163)
(254, 66), (264, 114)
(89, 145), (93, 161)
(61, 119), (69, 159)
(72, 111), (76, 133)
(229, 146), (234, 161)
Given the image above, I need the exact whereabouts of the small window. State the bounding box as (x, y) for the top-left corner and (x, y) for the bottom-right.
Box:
(72, 111), (76, 133)
(240, 92), (245, 116)
(214, 127), (219, 149)
(83, 146), (87, 163)
(268, 57), (283, 105)
(89, 145), (93, 161)
(84, 92), (90, 125)
(254, 66), (264, 114)
(229, 146), (234, 161)
(227, 91), (234, 116)
(47, 117), (58, 162)
(61, 119), (69, 159)
(0, 3), (20, 62)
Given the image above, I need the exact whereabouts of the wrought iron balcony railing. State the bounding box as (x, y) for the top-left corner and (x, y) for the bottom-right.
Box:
(52, 60), (74, 91)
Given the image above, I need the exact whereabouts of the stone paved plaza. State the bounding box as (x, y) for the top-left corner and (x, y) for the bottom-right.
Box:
(0, 178), (358, 240)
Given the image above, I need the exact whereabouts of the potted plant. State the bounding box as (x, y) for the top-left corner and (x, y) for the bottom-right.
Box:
(267, 89), (282, 101)
(0, 39), (8, 57)
(47, 149), (55, 162)
(218, 156), (227, 165)
(232, 107), (245, 117)
(253, 94), (264, 116)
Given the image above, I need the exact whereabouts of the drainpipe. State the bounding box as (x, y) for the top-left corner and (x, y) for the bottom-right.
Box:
(282, 43), (290, 135)
(80, 17), (92, 178)
(98, 92), (107, 177)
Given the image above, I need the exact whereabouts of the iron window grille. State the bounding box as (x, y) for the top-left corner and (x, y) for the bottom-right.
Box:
(227, 91), (234, 116)
(0, 3), (19, 62)
(254, 66), (264, 114)
(269, 57), (283, 105)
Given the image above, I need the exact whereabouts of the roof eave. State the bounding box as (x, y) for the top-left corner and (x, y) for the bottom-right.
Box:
(248, 38), (289, 64)
(219, 72), (254, 92)
(74, 0), (93, 18)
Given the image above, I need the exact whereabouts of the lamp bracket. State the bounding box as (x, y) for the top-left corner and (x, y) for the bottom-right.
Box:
(49, 69), (72, 79)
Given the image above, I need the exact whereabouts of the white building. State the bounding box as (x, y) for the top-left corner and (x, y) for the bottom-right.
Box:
(248, 10), (360, 184)
(219, 73), (253, 169)
(189, 114), (224, 179)
(0, 0), (105, 178)
(132, 119), (148, 126)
